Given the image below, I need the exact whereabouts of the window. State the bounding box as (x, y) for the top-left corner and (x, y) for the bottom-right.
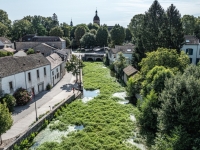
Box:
(186, 48), (193, 55)
(44, 67), (46, 76)
(9, 82), (13, 91)
(37, 70), (39, 78)
(56, 68), (58, 72)
(189, 58), (192, 63)
(57, 73), (59, 78)
(28, 72), (31, 81)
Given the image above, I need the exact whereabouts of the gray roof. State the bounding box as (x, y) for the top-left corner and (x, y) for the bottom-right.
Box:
(54, 49), (69, 56)
(13, 50), (27, 57)
(184, 35), (199, 45)
(0, 54), (50, 78)
(111, 44), (135, 54)
(0, 37), (12, 44)
(46, 53), (63, 69)
(123, 65), (137, 76)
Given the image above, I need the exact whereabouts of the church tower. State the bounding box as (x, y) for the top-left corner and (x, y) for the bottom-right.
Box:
(93, 9), (100, 25)
(70, 19), (73, 27)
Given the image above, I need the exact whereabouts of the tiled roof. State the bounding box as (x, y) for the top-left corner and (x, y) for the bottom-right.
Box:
(46, 53), (63, 69)
(0, 37), (12, 44)
(184, 35), (199, 45)
(0, 54), (50, 78)
(13, 50), (27, 57)
(111, 44), (135, 54)
(123, 65), (137, 76)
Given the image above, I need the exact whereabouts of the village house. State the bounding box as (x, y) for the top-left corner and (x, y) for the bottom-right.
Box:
(181, 35), (200, 64)
(0, 54), (51, 97)
(46, 53), (66, 87)
(123, 65), (138, 85)
(15, 35), (66, 57)
(0, 37), (16, 53)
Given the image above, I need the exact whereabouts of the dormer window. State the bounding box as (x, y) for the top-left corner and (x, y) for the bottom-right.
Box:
(186, 40), (190, 43)
(127, 49), (131, 52)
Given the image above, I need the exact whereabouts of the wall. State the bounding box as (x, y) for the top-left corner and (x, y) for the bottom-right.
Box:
(4, 92), (82, 150)
(25, 65), (51, 94)
(51, 65), (61, 87)
(182, 44), (200, 64)
(34, 44), (54, 57)
(1, 72), (26, 95)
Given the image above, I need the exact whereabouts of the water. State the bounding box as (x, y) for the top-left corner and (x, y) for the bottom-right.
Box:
(82, 89), (100, 103)
(30, 123), (84, 149)
(113, 92), (127, 100)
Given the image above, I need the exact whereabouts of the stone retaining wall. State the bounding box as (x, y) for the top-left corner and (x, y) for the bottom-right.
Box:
(4, 91), (82, 150)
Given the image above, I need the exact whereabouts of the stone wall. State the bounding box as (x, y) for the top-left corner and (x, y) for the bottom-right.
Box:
(4, 92), (82, 150)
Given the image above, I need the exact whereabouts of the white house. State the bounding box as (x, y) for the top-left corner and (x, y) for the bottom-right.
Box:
(108, 43), (135, 64)
(46, 53), (65, 87)
(182, 35), (200, 64)
(0, 54), (51, 97)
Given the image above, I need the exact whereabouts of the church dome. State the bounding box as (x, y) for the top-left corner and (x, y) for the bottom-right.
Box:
(93, 10), (100, 21)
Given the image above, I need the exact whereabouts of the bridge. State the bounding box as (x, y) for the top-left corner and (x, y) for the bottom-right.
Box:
(84, 53), (105, 61)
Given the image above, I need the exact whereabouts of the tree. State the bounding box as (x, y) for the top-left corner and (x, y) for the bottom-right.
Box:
(61, 23), (70, 38)
(114, 52), (127, 78)
(75, 26), (86, 47)
(0, 9), (11, 28)
(87, 23), (99, 31)
(26, 48), (35, 55)
(141, 66), (174, 97)
(182, 15), (196, 35)
(194, 17), (200, 39)
(12, 19), (33, 41)
(125, 28), (132, 42)
(110, 24), (125, 45)
(62, 37), (70, 48)
(158, 65), (200, 149)
(52, 13), (59, 27)
(0, 103), (13, 144)
(90, 29), (97, 35)
(65, 54), (83, 81)
(128, 14), (145, 44)
(80, 33), (96, 49)
(139, 48), (189, 75)
(0, 94), (16, 112)
(0, 22), (8, 37)
(96, 25), (109, 47)
(142, 0), (166, 52)
(49, 26), (64, 37)
(161, 4), (184, 53)
(13, 88), (31, 106)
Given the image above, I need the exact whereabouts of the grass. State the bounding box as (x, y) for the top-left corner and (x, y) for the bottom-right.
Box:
(37, 62), (140, 150)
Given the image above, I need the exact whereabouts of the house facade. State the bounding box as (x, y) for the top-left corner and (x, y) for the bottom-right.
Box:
(0, 54), (51, 97)
(46, 53), (65, 87)
(108, 44), (135, 64)
(181, 35), (200, 64)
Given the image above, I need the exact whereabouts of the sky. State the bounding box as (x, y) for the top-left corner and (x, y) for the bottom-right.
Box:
(1, 0), (200, 27)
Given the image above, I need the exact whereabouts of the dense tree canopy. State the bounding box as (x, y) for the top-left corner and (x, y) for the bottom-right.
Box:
(75, 26), (86, 47)
(49, 26), (64, 37)
(182, 15), (196, 35)
(96, 25), (109, 47)
(0, 22), (8, 37)
(0, 9), (11, 28)
(110, 24), (125, 45)
(80, 33), (96, 49)
(125, 28), (132, 42)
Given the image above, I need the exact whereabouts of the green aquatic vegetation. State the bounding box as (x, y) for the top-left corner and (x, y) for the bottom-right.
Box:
(37, 62), (140, 150)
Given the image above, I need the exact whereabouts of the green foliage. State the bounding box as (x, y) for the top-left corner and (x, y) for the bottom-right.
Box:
(0, 9), (11, 28)
(157, 65), (200, 149)
(0, 50), (13, 57)
(0, 94), (16, 112)
(60, 23), (70, 38)
(114, 52), (127, 78)
(13, 88), (31, 106)
(96, 25), (109, 46)
(0, 103), (12, 144)
(63, 37), (70, 48)
(0, 22), (8, 37)
(141, 66), (174, 97)
(125, 28), (132, 42)
(139, 48), (189, 75)
(89, 29), (97, 35)
(65, 54), (83, 81)
(49, 26), (64, 37)
(182, 15), (196, 35)
(75, 26), (86, 46)
(38, 62), (140, 149)
(87, 23), (99, 31)
(110, 24), (126, 45)
(26, 48), (34, 55)
(80, 33), (96, 49)
(46, 83), (52, 91)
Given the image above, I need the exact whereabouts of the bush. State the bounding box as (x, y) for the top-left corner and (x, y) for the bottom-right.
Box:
(0, 94), (16, 112)
(13, 88), (31, 106)
(46, 83), (52, 91)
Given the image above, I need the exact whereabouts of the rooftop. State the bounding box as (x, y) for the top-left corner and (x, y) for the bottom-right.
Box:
(46, 53), (63, 69)
(184, 35), (199, 45)
(123, 65), (138, 76)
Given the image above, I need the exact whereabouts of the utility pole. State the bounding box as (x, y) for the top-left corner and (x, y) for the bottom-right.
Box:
(33, 93), (38, 121)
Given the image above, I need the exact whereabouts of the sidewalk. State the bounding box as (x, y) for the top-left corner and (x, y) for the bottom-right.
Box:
(1, 72), (80, 146)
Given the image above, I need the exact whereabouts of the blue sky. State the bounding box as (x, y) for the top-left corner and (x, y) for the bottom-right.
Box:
(1, 0), (200, 27)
